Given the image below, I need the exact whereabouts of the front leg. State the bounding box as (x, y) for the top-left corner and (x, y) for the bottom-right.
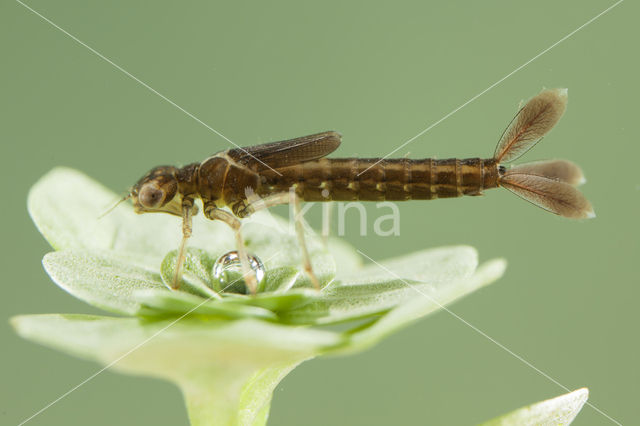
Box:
(172, 197), (194, 289)
(204, 204), (258, 294)
(239, 191), (321, 290)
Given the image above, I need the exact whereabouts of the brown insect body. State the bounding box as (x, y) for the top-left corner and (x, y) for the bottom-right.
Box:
(256, 157), (500, 202)
(128, 89), (594, 293)
(155, 150), (500, 218)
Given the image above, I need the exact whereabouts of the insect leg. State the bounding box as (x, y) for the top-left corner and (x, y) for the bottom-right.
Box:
(321, 201), (332, 249)
(172, 197), (194, 290)
(241, 191), (320, 290)
(204, 206), (258, 294)
(291, 191), (321, 289)
(237, 192), (289, 216)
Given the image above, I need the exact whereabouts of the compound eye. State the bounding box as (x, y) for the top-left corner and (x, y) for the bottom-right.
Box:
(138, 183), (165, 208)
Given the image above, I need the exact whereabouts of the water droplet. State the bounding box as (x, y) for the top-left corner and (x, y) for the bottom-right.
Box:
(212, 251), (265, 294)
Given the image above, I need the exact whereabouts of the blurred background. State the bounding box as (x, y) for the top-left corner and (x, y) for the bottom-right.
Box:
(1, 1), (637, 425)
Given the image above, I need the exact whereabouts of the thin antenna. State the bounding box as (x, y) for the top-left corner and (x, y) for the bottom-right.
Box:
(98, 193), (131, 219)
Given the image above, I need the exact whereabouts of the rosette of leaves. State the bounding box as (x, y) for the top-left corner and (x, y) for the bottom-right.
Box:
(12, 168), (589, 425)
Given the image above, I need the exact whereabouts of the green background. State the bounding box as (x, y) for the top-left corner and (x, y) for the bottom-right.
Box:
(1, 1), (637, 425)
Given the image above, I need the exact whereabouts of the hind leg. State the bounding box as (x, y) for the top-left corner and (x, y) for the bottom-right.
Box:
(321, 201), (332, 249)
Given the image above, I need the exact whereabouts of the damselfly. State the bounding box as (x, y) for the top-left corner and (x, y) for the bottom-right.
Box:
(121, 88), (593, 293)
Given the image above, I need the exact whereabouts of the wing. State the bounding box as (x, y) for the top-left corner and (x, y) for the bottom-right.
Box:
(506, 159), (585, 186)
(494, 89), (568, 163)
(500, 173), (594, 219)
(227, 131), (342, 171)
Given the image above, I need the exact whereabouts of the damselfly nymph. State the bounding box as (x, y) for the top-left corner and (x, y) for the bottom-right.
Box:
(121, 88), (593, 294)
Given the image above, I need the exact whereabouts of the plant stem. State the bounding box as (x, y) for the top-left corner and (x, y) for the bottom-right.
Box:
(180, 360), (306, 426)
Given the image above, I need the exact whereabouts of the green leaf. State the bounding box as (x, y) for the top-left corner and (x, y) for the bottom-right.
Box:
(282, 246), (498, 326)
(159, 248), (299, 295)
(11, 313), (344, 384)
(238, 220), (338, 289)
(159, 248), (225, 296)
(224, 289), (320, 314)
(259, 266), (300, 293)
(480, 388), (589, 426)
(326, 236), (362, 277)
(43, 248), (320, 320)
(11, 314), (344, 426)
(43, 250), (166, 315)
(344, 245), (478, 283)
(43, 236), (505, 329)
(132, 290), (278, 321)
(343, 258), (507, 353)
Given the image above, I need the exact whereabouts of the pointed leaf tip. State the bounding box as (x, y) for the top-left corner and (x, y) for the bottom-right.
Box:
(481, 388), (589, 426)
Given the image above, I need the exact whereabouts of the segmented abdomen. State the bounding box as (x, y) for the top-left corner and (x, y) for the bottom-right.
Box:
(257, 158), (499, 201)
